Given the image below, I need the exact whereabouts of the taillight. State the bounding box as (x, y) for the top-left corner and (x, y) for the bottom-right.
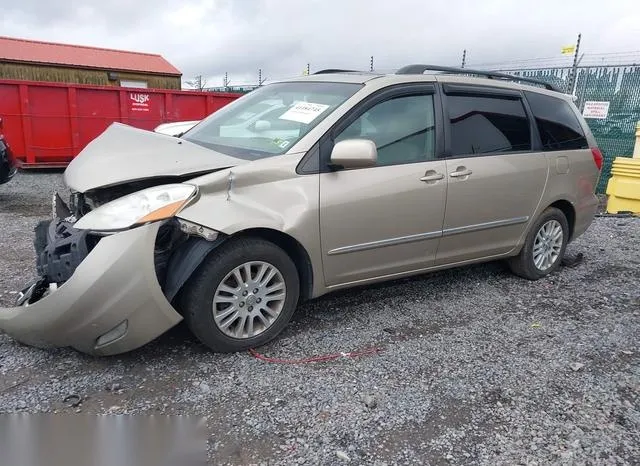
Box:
(591, 147), (603, 171)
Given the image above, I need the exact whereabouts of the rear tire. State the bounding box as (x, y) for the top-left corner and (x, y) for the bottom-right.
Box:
(179, 237), (300, 352)
(508, 207), (569, 280)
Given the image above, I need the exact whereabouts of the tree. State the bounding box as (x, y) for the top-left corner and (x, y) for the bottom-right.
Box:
(185, 75), (208, 91)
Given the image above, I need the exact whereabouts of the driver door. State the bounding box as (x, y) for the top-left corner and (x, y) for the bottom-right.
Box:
(319, 86), (447, 287)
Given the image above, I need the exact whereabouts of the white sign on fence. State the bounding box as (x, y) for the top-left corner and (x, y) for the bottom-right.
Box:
(582, 101), (610, 119)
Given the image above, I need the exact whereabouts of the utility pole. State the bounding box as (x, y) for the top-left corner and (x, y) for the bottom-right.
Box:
(567, 33), (581, 95)
(461, 50), (467, 69)
(370, 56), (374, 72)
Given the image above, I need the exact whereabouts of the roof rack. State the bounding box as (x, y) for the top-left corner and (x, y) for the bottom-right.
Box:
(395, 64), (560, 92)
(312, 69), (359, 74)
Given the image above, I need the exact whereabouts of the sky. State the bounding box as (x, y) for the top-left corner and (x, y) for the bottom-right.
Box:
(1, 0), (639, 88)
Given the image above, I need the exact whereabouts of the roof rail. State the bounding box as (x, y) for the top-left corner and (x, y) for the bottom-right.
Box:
(312, 69), (359, 74)
(395, 64), (560, 92)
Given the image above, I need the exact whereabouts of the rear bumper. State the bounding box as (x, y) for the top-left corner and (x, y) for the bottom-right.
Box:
(572, 193), (599, 241)
(0, 222), (183, 356)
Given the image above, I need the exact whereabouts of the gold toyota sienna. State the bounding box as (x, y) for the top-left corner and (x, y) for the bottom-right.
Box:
(0, 65), (602, 355)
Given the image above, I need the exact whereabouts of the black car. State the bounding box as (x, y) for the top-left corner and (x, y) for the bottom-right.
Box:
(0, 118), (17, 184)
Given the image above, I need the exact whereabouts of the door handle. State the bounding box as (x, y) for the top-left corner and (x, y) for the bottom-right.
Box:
(449, 168), (473, 178)
(420, 173), (445, 182)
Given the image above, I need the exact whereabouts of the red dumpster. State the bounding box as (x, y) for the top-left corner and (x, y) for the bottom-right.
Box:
(0, 79), (241, 167)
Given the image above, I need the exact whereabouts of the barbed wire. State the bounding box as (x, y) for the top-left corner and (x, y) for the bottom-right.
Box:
(468, 52), (640, 70)
(186, 51), (640, 90)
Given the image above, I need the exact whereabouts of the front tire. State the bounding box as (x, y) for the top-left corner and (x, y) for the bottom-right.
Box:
(508, 207), (569, 280)
(179, 237), (300, 352)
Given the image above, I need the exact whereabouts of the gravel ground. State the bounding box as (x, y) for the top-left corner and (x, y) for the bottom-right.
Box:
(1, 172), (639, 465)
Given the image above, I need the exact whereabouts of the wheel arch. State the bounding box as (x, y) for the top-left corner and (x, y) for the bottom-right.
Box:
(512, 198), (577, 256)
(232, 228), (314, 302)
(547, 199), (576, 241)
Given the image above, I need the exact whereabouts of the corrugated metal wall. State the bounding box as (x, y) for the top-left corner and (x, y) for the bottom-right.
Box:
(0, 79), (240, 166)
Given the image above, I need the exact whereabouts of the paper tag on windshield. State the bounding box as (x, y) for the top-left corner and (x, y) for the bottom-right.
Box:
(279, 102), (330, 124)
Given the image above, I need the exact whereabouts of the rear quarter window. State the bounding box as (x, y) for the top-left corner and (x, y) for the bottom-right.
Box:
(524, 91), (589, 151)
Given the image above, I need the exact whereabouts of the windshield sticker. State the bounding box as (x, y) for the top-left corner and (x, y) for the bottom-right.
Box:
(272, 138), (291, 149)
(279, 102), (330, 124)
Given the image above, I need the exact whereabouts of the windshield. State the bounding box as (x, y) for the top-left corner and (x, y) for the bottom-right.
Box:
(183, 82), (362, 159)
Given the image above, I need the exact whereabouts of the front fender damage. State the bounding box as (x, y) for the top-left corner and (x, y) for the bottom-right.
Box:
(162, 235), (226, 302)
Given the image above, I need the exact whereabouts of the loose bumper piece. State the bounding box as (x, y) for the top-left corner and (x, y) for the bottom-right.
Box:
(0, 222), (183, 356)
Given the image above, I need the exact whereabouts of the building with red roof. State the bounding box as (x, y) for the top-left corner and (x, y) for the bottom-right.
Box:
(0, 36), (182, 89)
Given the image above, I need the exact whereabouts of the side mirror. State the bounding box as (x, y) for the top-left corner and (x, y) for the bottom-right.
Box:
(330, 139), (377, 169)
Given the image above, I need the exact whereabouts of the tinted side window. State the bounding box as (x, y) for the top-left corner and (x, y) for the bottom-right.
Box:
(525, 91), (589, 151)
(447, 95), (531, 156)
(335, 94), (435, 166)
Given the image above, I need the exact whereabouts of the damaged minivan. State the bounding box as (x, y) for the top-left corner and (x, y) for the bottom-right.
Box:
(0, 66), (602, 355)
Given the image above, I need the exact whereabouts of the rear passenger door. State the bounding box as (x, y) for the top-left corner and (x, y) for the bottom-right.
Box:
(435, 84), (549, 265)
(523, 91), (598, 231)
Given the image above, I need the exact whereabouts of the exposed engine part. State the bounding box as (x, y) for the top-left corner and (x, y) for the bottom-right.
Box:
(16, 278), (48, 306)
(153, 220), (189, 290)
(34, 219), (100, 283)
(53, 192), (74, 221)
(149, 220), (228, 303)
(177, 219), (219, 241)
(68, 192), (89, 218)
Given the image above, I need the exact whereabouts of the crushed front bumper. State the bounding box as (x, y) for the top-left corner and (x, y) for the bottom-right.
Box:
(0, 222), (183, 356)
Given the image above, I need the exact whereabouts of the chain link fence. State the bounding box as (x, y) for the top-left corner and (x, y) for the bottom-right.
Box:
(502, 66), (640, 192)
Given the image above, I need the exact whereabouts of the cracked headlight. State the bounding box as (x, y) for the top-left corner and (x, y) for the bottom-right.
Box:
(74, 184), (197, 231)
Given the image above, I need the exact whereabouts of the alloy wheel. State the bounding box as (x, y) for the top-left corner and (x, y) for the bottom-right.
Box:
(212, 261), (287, 339)
(533, 219), (564, 271)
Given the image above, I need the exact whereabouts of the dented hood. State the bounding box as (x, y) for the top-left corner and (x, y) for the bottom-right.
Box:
(64, 123), (246, 193)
